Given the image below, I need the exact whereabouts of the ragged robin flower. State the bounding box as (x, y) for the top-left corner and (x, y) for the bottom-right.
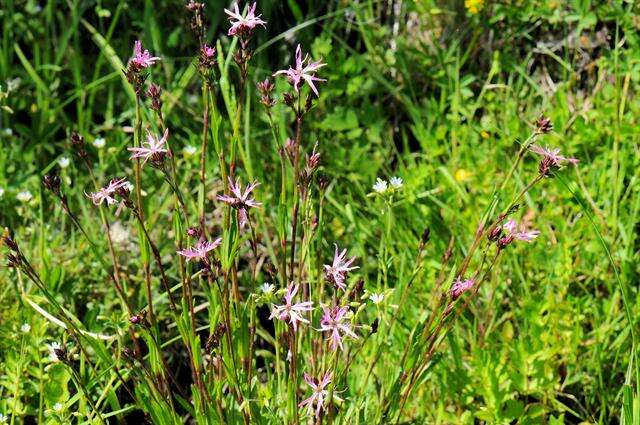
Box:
(269, 284), (314, 331)
(86, 178), (130, 206)
(130, 40), (160, 70)
(450, 277), (475, 300)
(299, 372), (341, 418)
(530, 144), (578, 177)
(324, 244), (359, 291)
(216, 177), (261, 227)
(274, 44), (326, 96)
(177, 238), (222, 263)
(319, 305), (358, 351)
(224, 2), (266, 37)
(128, 129), (169, 167)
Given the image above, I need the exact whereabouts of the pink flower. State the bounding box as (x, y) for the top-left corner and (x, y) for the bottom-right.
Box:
(202, 45), (216, 58)
(86, 178), (129, 206)
(176, 238), (222, 262)
(224, 2), (266, 36)
(131, 40), (160, 69)
(216, 177), (261, 227)
(128, 129), (169, 166)
(529, 145), (578, 167)
(324, 245), (358, 291)
(319, 306), (358, 351)
(450, 277), (474, 300)
(274, 44), (326, 96)
(502, 219), (540, 242)
(269, 284), (313, 331)
(299, 372), (338, 418)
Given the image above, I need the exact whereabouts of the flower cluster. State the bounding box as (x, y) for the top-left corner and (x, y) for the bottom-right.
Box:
(372, 176), (403, 194)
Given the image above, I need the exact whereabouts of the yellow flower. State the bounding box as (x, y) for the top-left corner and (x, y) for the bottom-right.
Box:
(465, 0), (484, 14)
(481, 130), (490, 139)
(455, 168), (472, 182)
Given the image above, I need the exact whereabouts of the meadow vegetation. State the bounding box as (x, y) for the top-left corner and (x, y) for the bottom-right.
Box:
(0, 1), (639, 423)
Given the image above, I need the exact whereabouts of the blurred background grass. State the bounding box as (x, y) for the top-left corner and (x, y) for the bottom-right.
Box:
(0, 0), (639, 423)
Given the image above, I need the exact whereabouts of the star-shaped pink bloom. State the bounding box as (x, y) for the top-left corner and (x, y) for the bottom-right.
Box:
(269, 284), (314, 331)
(131, 40), (160, 69)
(273, 44), (326, 96)
(319, 306), (358, 351)
(176, 238), (222, 262)
(323, 244), (358, 291)
(216, 177), (261, 227)
(86, 177), (130, 206)
(224, 2), (266, 36)
(529, 144), (579, 167)
(503, 219), (540, 242)
(299, 372), (338, 418)
(128, 129), (169, 166)
(450, 277), (475, 300)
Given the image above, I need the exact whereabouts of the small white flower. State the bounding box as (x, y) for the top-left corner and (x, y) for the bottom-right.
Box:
(21, 323), (31, 333)
(369, 293), (384, 305)
(373, 178), (388, 194)
(47, 342), (62, 362)
(17, 190), (33, 203)
(58, 156), (70, 169)
(0, 187), (4, 198)
(92, 137), (106, 149)
(7, 77), (21, 91)
(389, 176), (403, 189)
(260, 283), (275, 294)
(53, 403), (63, 412)
(183, 145), (197, 156)
(0, 413), (7, 423)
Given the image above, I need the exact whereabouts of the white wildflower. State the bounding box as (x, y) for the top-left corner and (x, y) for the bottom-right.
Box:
(17, 190), (33, 203)
(53, 403), (63, 412)
(373, 178), (388, 194)
(58, 157), (70, 169)
(389, 176), (403, 189)
(92, 137), (106, 149)
(183, 145), (197, 156)
(260, 283), (275, 294)
(369, 293), (384, 305)
(21, 323), (31, 333)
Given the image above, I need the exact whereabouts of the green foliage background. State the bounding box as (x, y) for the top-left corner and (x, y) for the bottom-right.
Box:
(1, 0), (639, 423)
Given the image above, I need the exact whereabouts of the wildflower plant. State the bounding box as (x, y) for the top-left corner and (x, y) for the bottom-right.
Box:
(1, 2), (586, 424)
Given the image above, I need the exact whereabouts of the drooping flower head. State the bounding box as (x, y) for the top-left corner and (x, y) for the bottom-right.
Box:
(319, 305), (358, 351)
(86, 177), (130, 206)
(299, 372), (340, 418)
(498, 219), (540, 248)
(177, 238), (222, 262)
(450, 277), (475, 300)
(224, 2), (266, 36)
(529, 144), (578, 176)
(324, 245), (359, 291)
(216, 177), (261, 227)
(274, 44), (326, 96)
(128, 129), (169, 167)
(269, 284), (314, 331)
(130, 40), (160, 69)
